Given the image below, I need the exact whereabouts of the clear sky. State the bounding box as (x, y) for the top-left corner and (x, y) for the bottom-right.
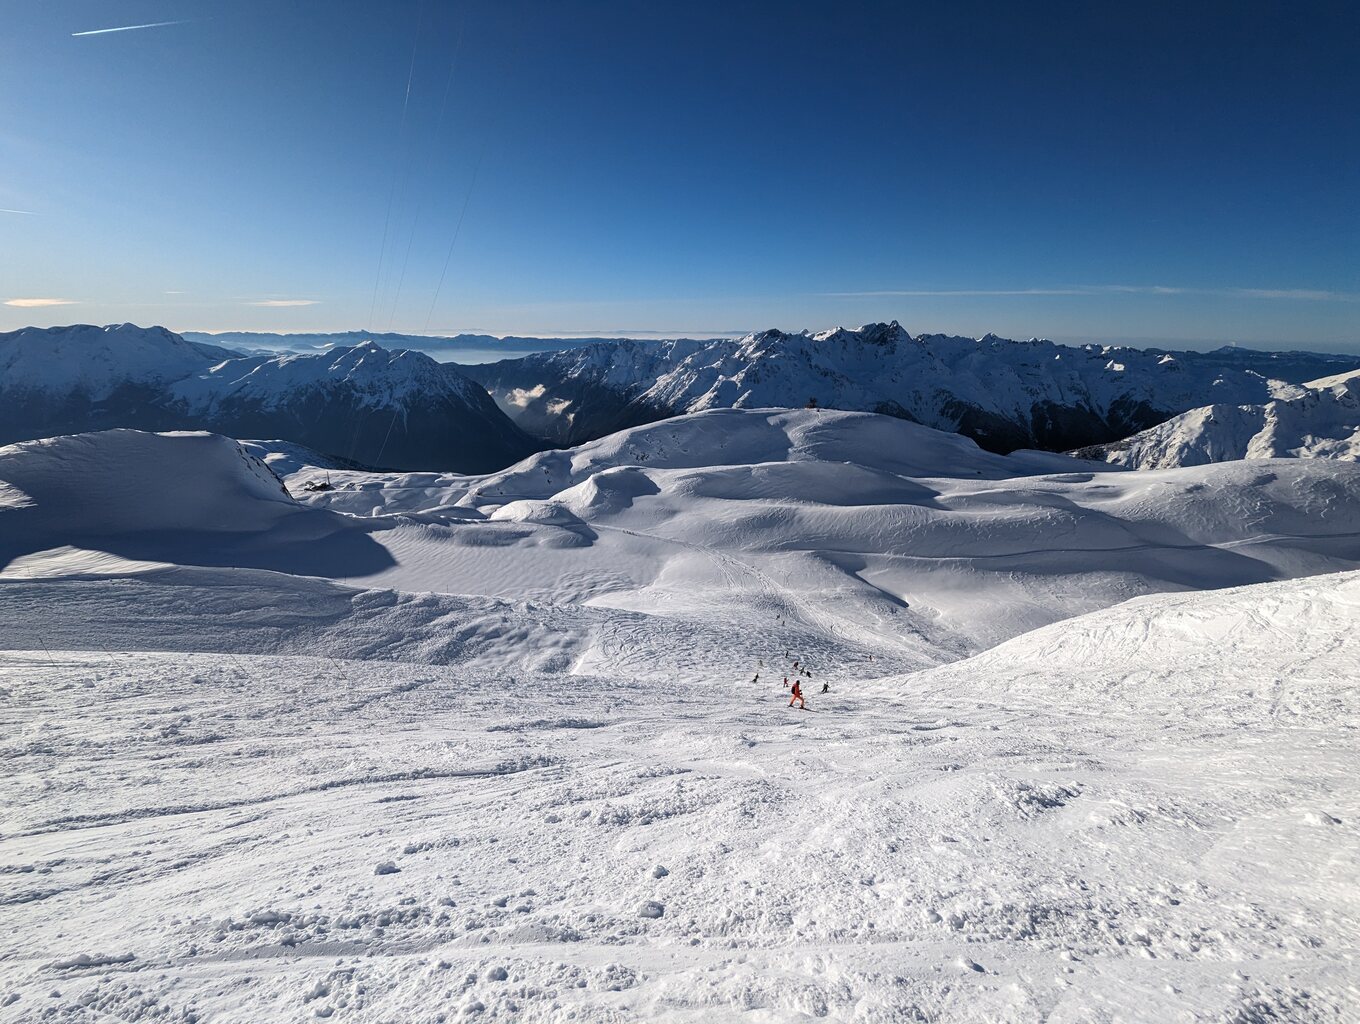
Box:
(2, 1), (1357, 350)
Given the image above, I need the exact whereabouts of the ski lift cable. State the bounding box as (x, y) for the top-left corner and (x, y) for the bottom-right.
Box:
(367, 0), (426, 332)
(422, 149), (482, 333)
(387, 22), (466, 333)
(373, 404), (404, 469)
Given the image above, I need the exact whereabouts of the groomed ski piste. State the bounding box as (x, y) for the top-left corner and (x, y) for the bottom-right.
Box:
(2, 409), (1358, 1022)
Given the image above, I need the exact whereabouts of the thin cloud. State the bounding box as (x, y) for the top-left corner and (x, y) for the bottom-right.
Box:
(72, 20), (193, 37)
(5, 297), (78, 307)
(0, 208), (38, 216)
(247, 299), (319, 307)
(826, 285), (1358, 302)
(1233, 288), (1352, 301)
(828, 289), (1093, 297)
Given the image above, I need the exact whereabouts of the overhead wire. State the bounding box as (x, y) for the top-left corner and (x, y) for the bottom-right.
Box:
(367, 0), (426, 332)
(386, 20), (466, 333)
(423, 151), (483, 333)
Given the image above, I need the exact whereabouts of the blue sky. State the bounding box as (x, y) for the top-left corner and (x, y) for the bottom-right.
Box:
(2, 1), (1357, 349)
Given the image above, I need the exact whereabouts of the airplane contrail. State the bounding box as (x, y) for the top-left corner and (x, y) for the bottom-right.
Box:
(72, 20), (192, 37)
(0, 208), (38, 216)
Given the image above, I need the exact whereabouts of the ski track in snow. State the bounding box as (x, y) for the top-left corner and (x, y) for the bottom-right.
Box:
(2, 606), (1356, 1022)
(1, 410), (1359, 1021)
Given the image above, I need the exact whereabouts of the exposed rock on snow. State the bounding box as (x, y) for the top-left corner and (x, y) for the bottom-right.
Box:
(1076, 368), (1360, 468)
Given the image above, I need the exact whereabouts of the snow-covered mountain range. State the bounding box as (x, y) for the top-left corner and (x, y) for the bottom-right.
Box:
(1075, 369), (1360, 469)
(464, 322), (1360, 451)
(0, 324), (537, 471)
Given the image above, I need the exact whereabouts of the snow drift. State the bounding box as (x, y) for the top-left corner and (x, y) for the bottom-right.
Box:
(215, 409), (1360, 658)
(0, 429), (395, 578)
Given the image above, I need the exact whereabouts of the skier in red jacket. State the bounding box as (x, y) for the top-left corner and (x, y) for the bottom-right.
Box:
(788, 679), (806, 709)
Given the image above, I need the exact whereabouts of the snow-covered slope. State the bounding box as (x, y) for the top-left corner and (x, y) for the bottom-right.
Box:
(1076, 369), (1360, 469)
(4, 414), (1360, 1020)
(2, 559), (1356, 1021)
(918, 568), (1360, 707)
(464, 322), (1356, 451)
(238, 439), (361, 476)
(0, 429), (401, 579)
(0, 324), (539, 472)
(12, 411), (1360, 663)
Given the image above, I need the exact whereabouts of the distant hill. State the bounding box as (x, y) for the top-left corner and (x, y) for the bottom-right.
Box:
(180, 329), (680, 362)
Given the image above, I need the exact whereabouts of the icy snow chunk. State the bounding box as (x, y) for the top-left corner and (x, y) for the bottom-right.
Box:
(488, 966), (509, 981)
(47, 952), (135, 970)
(651, 865), (669, 878)
(638, 901), (665, 919)
(373, 861), (400, 875)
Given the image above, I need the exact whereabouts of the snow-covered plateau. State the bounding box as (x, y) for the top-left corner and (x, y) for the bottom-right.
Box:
(2, 409), (1358, 1022)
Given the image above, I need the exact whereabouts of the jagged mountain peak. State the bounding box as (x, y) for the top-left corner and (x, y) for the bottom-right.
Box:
(465, 327), (1360, 453)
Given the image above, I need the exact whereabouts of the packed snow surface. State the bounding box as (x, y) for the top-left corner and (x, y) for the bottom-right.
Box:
(1080, 369), (1360, 469)
(2, 408), (1359, 1021)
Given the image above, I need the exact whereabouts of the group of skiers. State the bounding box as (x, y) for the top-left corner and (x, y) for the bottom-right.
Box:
(751, 652), (830, 710)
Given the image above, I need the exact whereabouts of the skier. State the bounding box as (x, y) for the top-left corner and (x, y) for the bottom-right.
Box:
(820, 682), (830, 694)
(752, 672), (760, 684)
(783, 675), (789, 689)
(788, 679), (806, 710)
